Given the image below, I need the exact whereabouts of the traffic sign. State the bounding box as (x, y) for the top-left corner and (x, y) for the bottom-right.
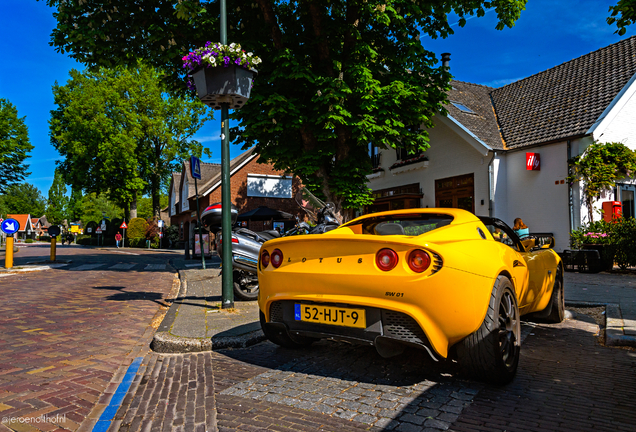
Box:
(120, 221), (128, 229)
(1, 218), (19, 235)
(95, 227), (103, 234)
(191, 156), (202, 180)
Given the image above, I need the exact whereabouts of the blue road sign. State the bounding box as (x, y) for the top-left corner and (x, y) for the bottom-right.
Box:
(191, 156), (202, 180)
(1, 218), (20, 235)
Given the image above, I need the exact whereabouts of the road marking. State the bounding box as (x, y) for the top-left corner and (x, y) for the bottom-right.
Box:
(92, 357), (143, 432)
(112, 250), (140, 255)
(144, 264), (166, 270)
(27, 366), (55, 374)
(109, 263), (136, 270)
(71, 264), (105, 271)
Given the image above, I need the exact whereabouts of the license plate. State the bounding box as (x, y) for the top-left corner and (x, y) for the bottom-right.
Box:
(294, 304), (366, 328)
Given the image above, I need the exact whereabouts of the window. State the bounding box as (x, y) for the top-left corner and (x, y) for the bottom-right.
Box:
(171, 188), (177, 216)
(450, 101), (475, 114)
(395, 147), (422, 161)
(247, 175), (292, 198)
(369, 145), (381, 169)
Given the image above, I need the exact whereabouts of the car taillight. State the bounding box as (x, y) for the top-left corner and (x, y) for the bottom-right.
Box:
(218, 236), (239, 246)
(408, 249), (431, 273)
(271, 249), (284, 268)
(261, 250), (270, 268)
(376, 248), (398, 271)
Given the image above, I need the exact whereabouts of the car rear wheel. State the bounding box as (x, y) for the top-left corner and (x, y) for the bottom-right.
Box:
(259, 311), (316, 348)
(457, 275), (520, 385)
(544, 266), (565, 323)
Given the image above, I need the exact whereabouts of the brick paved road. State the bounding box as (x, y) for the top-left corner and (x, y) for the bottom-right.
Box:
(114, 311), (636, 431)
(0, 245), (178, 432)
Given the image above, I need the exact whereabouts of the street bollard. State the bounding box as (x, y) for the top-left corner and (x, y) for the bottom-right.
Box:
(5, 237), (14, 269)
(51, 238), (57, 262)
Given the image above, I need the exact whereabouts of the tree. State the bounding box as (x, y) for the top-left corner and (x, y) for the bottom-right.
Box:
(45, 0), (526, 218)
(137, 195), (169, 220)
(568, 142), (636, 222)
(67, 188), (83, 222)
(46, 168), (69, 225)
(608, 0), (636, 35)
(50, 64), (211, 219)
(0, 183), (46, 217)
(78, 193), (124, 226)
(0, 98), (33, 193)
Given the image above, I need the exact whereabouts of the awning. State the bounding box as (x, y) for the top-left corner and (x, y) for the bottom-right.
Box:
(237, 206), (294, 221)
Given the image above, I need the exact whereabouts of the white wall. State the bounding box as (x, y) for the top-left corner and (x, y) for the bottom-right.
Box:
(493, 154), (508, 222)
(504, 142), (570, 251)
(591, 75), (636, 149)
(367, 118), (491, 217)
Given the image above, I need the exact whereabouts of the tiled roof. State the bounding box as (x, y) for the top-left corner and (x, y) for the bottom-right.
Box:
(7, 214), (31, 232)
(182, 160), (221, 199)
(446, 81), (504, 150)
(199, 147), (258, 194)
(490, 36), (636, 149)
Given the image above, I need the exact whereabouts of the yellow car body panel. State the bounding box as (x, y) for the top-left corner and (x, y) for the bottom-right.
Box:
(258, 208), (561, 359)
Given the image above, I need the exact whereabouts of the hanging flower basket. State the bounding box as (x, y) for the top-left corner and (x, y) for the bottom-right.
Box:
(183, 42), (261, 110)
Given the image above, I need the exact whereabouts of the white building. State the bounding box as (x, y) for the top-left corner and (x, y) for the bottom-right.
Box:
(367, 36), (636, 252)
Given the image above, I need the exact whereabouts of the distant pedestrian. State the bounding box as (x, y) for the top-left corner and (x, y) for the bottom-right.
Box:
(115, 232), (122, 248)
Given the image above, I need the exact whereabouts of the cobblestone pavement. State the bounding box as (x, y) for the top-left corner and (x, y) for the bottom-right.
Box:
(0, 246), (178, 432)
(113, 310), (636, 432)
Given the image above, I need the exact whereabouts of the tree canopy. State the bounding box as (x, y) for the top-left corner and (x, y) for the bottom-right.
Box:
(568, 142), (636, 222)
(608, 0), (636, 35)
(46, 168), (69, 225)
(0, 98), (33, 193)
(50, 64), (211, 218)
(0, 183), (46, 217)
(45, 0), (527, 215)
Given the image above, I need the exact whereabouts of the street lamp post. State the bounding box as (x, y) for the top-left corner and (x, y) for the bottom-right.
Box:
(188, 0), (256, 309)
(219, 0), (234, 309)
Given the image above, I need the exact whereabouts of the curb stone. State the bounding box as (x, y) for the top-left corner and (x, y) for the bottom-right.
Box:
(566, 300), (636, 348)
(150, 269), (265, 353)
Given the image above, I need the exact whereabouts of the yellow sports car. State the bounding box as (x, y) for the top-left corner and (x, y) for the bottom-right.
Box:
(257, 208), (564, 384)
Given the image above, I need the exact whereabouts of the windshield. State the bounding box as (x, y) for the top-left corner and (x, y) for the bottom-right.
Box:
(343, 213), (454, 236)
(478, 216), (523, 251)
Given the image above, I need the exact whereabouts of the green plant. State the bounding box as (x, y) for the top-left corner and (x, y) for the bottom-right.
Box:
(568, 142), (636, 222)
(25, 239), (33, 243)
(127, 217), (148, 239)
(166, 225), (179, 247)
(571, 217), (636, 270)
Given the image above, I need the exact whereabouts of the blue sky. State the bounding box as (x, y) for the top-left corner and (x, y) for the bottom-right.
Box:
(0, 0), (632, 196)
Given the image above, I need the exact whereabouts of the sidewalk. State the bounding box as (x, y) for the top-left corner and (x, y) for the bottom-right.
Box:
(151, 255), (265, 353)
(152, 260), (636, 353)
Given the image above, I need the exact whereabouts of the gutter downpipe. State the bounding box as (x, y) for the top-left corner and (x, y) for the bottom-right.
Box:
(567, 140), (573, 247)
(488, 151), (496, 217)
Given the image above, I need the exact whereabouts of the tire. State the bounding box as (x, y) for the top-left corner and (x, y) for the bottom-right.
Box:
(232, 271), (259, 301)
(259, 311), (316, 348)
(457, 275), (521, 385)
(544, 266), (565, 323)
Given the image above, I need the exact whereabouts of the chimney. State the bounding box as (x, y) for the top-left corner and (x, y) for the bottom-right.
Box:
(441, 53), (451, 70)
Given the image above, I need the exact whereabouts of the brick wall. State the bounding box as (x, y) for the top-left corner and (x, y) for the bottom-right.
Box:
(170, 155), (303, 238)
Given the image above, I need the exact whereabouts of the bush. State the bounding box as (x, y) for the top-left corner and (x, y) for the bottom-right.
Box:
(127, 217), (148, 239)
(39, 235), (51, 242)
(25, 239), (34, 243)
(571, 217), (636, 270)
(166, 225), (179, 248)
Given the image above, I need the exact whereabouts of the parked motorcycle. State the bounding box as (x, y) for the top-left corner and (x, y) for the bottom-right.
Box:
(200, 190), (340, 301)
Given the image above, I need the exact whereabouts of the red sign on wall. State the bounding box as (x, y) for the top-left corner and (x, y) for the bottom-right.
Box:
(526, 153), (540, 170)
